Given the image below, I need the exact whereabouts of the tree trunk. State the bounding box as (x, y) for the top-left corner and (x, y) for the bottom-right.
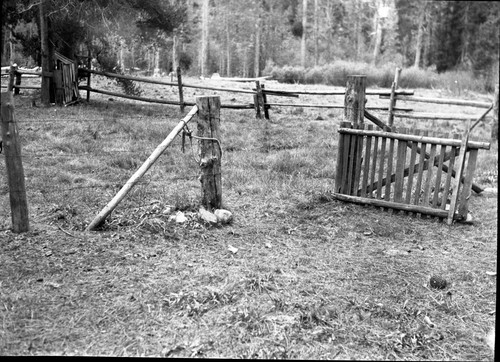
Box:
(413, 1), (427, 68)
(314, 0), (319, 66)
(301, 0), (308, 67)
(254, 9), (262, 77)
(372, 6), (382, 65)
(39, 0), (53, 106)
(153, 45), (160, 77)
(119, 39), (125, 71)
(200, 0), (209, 77)
(226, 16), (231, 77)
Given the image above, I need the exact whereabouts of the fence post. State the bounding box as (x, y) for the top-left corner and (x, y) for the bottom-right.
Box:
(344, 75), (366, 194)
(86, 49), (91, 102)
(8, 65), (17, 93)
(492, 83), (499, 141)
(388, 67), (401, 127)
(196, 96), (222, 210)
(177, 66), (185, 112)
(254, 80), (264, 119)
(261, 83), (270, 120)
(1, 92), (30, 233)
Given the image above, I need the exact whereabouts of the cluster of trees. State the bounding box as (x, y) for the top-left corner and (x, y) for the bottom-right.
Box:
(1, 0), (499, 81)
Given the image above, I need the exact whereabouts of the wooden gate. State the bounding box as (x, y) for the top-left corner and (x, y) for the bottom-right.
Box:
(53, 51), (80, 105)
(333, 122), (491, 224)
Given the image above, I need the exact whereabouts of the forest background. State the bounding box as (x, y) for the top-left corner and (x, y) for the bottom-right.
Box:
(1, 0), (499, 94)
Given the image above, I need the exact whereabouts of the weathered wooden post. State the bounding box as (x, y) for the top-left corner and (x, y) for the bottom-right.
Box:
(261, 83), (270, 120)
(196, 96), (222, 210)
(54, 69), (64, 106)
(388, 67), (401, 127)
(14, 68), (21, 96)
(177, 66), (185, 112)
(86, 49), (91, 102)
(492, 83), (499, 141)
(344, 75), (366, 195)
(254, 80), (264, 119)
(1, 92), (29, 233)
(8, 65), (17, 93)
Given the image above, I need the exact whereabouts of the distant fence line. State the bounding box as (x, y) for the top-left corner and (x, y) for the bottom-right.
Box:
(1, 64), (496, 129)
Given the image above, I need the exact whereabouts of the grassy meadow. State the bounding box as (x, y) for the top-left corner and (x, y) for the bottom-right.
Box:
(0, 73), (497, 359)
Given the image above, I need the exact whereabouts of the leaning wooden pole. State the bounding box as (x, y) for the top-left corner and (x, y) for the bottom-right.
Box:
(177, 66), (185, 112)
(1, 92), (29, 233)
(86, 105), (199, 231)
(197, 96), (222, 210)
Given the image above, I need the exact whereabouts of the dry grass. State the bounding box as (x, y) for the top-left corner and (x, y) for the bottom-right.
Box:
(0, 75), (497, 359)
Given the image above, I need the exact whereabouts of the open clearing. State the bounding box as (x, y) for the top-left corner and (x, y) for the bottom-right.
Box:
(0, 76), (497, 359)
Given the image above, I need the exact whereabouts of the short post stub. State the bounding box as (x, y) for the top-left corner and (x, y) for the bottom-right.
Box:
(177, 66), (185, 112)
(344, 75), (366, 127)
(196, 96), (222, 210)
(254, 80), (264, 119)
(1, 92), (30, 233)
(8, 65), (17, 93)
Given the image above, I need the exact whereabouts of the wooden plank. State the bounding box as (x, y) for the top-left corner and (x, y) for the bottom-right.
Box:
(441, 134), (460, 210)
(338, 128), (490, 150)
(413, 130), (429, 205)
(380, 95), (492, 109)
(1, 92), (29, 233)
(368, 132), (379, 198)
(392, 112), (492, 121)
(266, 103), (412, 111)
(364, 110), (393, 131)
(384, 133), (396, 202)
(335, 122), (351, 193)
(376, 129), (388, 199)
(422, 140), (437, 207)
(457, 149), (478, 219)
(85, 68), (256, 94)
(432, 142), (447, 208)
(331, 193), (452, 219)
(341, 126), (353, 194)
(353, 124), (364, 195)
(447, 124), (471, 225)
(394, 128), (408, 203)
(347, 131), (358, 195)
(360, 125), (373, 198)
(405, 129), (420, 205)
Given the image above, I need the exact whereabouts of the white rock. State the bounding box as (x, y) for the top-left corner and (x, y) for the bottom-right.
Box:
(214, 209), (233, 224)
(172, 211), (187, 223)
(199, 208), (218, 224)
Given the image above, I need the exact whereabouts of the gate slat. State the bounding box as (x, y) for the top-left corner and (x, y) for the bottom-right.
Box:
(441, 134), (460, 210)
(405, 129), (420, 206)
(346, 129), (358, 195)
(353, 124), (364, 195)
(413, 130), (429, 205)
(394, 128), (407, 203)
(360, 125), (373, 197)
(341, 126), (352, 194)
(369, 133), (379, 198)
(384, 131), (396, 201)
(432, 142), (447, 207)
(335, 122), (350, 193)
(376, 127), (388, 199)
(422, 141), (437, 207)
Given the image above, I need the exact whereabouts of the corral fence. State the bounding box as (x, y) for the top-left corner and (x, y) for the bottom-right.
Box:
(1, 57), (498, 233)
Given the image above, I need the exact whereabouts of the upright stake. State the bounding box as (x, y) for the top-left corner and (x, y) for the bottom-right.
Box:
(14, 68), (21, 96)
(196, 96), (222, 210)
(1, 92), (29, 233)
(492, 83), (499, 141)
(177, 66), (185, 112)
(86, 49), (91, 102)
(254, 80), (264, 119)
(388, 67), (401, 127)
(261, 83), (270, 120)
(344, 75), (366, 194)
(8, 65), (17, 93)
